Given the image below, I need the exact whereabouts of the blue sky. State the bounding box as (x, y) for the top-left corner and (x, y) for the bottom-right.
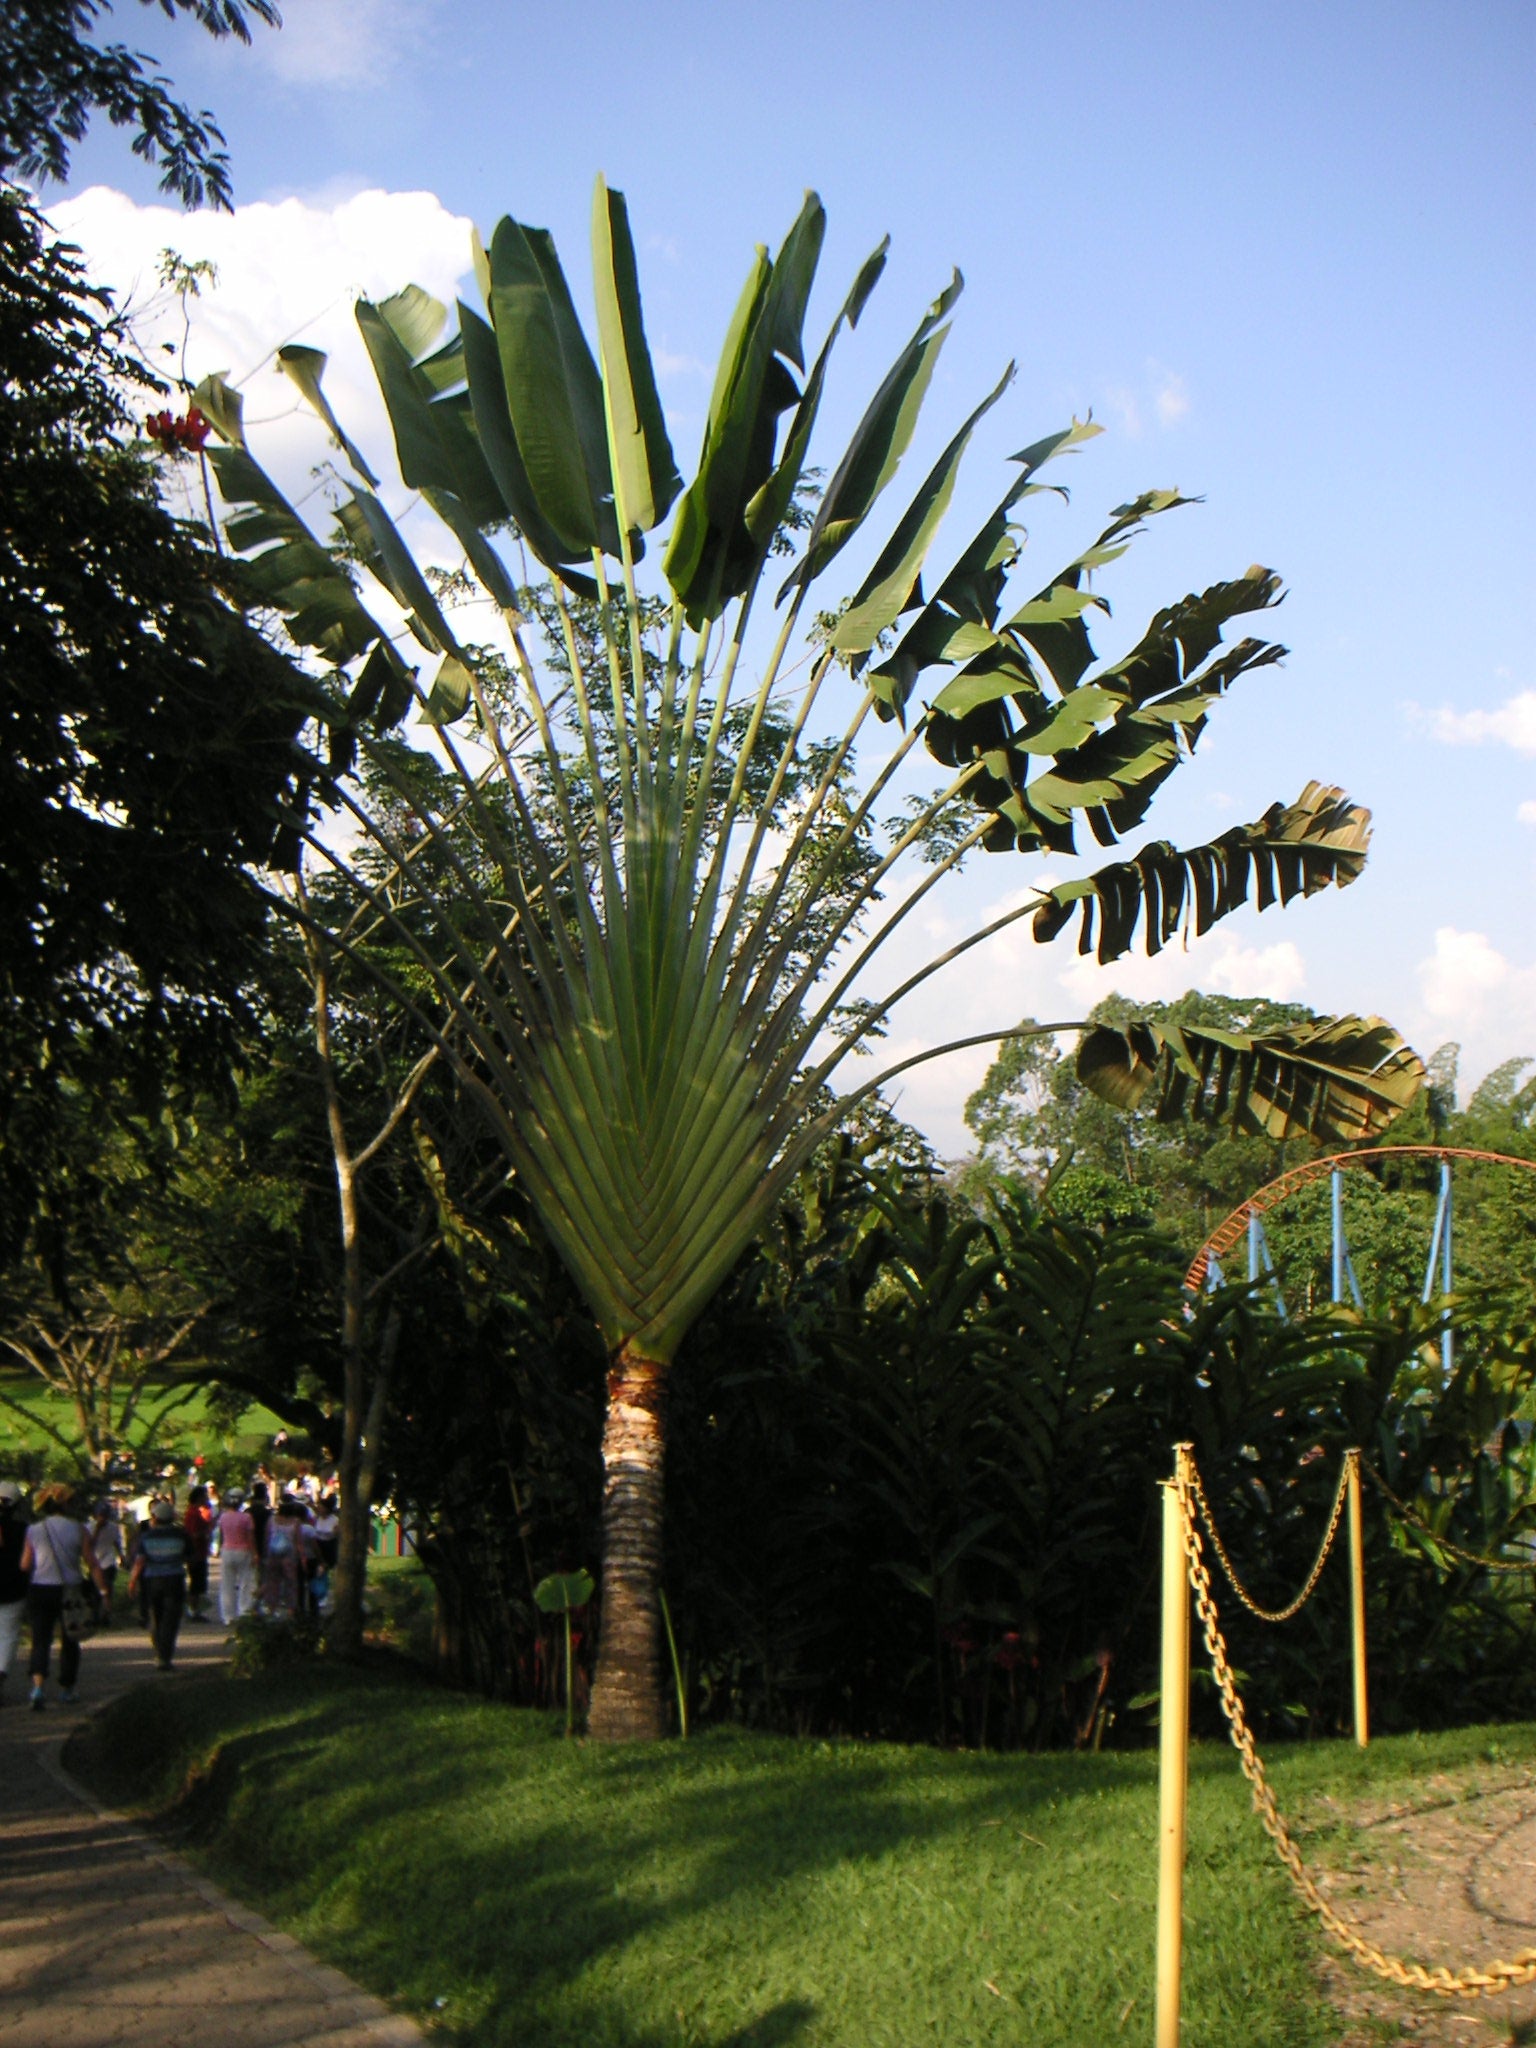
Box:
(51, 0), (1536, 1151)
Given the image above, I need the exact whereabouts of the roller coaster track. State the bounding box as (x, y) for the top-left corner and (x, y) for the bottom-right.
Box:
(1183, 1145), (1536, 1295)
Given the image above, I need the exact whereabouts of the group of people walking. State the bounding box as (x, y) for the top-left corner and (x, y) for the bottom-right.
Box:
(0, 1476), (342, 1708)
(213, 1483), (338, 1625)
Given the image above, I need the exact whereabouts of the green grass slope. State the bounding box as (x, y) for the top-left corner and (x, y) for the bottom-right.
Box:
(65, 1660), (1507, 2048)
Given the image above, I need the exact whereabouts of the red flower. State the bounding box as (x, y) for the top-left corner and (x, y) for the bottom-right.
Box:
(145, 406), (211, 455)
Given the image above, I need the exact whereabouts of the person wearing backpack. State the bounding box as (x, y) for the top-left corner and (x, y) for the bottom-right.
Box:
(21, 1482), (109, 1709)
(128, 1498), (190, 1672)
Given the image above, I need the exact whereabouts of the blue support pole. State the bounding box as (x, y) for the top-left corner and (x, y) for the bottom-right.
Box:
(1332, 1169), (1345, 1305)
(1330, 1168), (1363, 1310)
(1442, 1159), (1454, 1378)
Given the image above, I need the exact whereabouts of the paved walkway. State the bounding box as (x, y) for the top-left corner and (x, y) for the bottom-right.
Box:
(0, 1592), (424, 2048)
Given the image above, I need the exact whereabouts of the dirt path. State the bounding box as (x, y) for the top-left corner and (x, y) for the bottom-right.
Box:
(0, 1589), (425, 2048)
(1297, 1769), (1536, 2046)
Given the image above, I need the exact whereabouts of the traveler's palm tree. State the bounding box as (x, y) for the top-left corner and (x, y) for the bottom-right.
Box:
(199, 181), (1421, 1737)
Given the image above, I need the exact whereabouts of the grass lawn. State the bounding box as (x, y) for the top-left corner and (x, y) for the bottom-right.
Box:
(0, 1367), (288, 1474)
(68, 1661), (1536, 2048)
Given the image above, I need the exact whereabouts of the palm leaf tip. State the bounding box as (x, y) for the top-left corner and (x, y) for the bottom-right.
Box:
(1031, 782), (1371, 965)
(1076, 1013), (1425, 1146)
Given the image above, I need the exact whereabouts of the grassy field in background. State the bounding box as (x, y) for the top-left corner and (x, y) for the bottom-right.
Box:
(70, 1659), (1528, 2048)
(0, 1365), (289, 1476)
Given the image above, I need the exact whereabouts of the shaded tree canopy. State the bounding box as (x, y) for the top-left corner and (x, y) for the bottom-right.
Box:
(0, 0), (280, 210)
(0, 188), (315, 1254)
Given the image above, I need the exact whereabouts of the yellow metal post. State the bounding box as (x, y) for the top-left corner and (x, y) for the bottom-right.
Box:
(1156, 1447), (1192, 2048)
(1347, 1448), (1369, 1748)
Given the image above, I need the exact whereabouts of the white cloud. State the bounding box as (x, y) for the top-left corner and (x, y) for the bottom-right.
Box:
(1519, 801), (1536, 826)
(1103, 385), (1142, 439)
(48, 184), (475, 521)
(1424, 688), (1536, 755)
(1152, 367), (1190, 428)
(254, 0), (441, 90)
(1059, 937), (1305, 1008)
(1416, 926), (1524, 1026)
(653, 348), (711, 380)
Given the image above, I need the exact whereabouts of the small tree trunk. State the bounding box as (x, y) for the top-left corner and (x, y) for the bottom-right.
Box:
(587, 1347), (668, 1742)
(328, 1304), (399, 1660)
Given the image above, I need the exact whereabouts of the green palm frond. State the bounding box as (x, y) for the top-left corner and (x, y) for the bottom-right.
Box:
(209, 179), (1422, 1365)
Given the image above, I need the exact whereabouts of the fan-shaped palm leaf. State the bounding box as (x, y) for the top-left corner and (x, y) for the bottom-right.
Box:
(210, 180), (1423, 1738)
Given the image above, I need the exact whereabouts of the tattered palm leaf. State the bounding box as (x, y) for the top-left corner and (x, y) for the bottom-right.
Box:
(1076, 1014), (1426, 1145)
(1031, 781), (1371, 963)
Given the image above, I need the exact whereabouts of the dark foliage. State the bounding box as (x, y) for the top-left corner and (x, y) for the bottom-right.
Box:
(0, 0), (280, 210)
(377, 1136), (1536, 1749)
(0, 191), (315, 1256)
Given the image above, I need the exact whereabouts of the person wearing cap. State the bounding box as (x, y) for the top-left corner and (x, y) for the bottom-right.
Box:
(213, 1488), (258, 1626)
(0, 1482), (28, 1705)
(128, 1498), (189, 1672)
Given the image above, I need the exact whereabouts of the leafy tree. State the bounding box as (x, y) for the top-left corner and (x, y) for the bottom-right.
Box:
(0, 190), (314, 1260)
(963, 990), (1326, 1244)
(0, 1079), (217, 1474)
(201, 182), (1421, 1738)
(0, 0), (279, 210)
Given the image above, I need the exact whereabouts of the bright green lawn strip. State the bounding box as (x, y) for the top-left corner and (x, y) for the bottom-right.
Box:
(59, 1663), (1437, 2048)
(0, 1367), (287, 1466)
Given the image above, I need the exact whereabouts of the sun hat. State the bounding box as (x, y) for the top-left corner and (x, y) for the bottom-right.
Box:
(150, 1498), (176, 1523)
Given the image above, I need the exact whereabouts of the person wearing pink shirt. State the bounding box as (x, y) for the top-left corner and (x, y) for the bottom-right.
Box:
(213, 1488), (258, 1626)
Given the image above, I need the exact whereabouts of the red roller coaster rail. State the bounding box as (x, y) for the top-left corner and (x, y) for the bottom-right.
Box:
(1183, 1146), (1536, 1295)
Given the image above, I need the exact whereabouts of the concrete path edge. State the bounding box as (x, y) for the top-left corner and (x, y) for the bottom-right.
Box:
(30, 1681), (427, 2048)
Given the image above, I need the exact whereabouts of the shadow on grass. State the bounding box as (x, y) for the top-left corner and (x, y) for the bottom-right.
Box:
(64, 1665), (1268, 2048)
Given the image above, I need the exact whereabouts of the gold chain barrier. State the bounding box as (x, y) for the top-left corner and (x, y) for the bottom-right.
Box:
(1155, 1443), (1536, 2045)
(1186, 1453), (1351, 1623)
(1361, 1458), (1536, 1575)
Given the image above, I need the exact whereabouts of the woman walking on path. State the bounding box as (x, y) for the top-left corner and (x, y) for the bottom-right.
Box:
(214, 1488), (258, 1626)
(0, 1481), (28, 1704)
(260, 1497), (302, 1618)
(87, 1499), (124, 1624)
(129, 1499), (189, 1671)
(21, 1483), (108, 1709)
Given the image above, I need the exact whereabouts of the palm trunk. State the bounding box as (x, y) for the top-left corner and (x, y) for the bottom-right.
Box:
(586, 1346), (668, 1742)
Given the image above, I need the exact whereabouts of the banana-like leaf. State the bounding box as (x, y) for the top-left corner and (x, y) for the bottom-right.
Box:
(867, 417), (1102, 717)
(375, 283), (448, 362)
(829, 362), (1015, 654)
(740, 235), (888, 563)
(275, 345), (380, 485)
(591, 176), (681, 535)
(355, 297), (503, 527)
(190, 370), (245, 447)
(204, 442), (383, 668)
(486, 215), (621, 558)
(781, 268), (963, 601)
(932, 566), (1287, 855)
(1031, 782), (1370, 963)
(665, 194), (826, 622)
(221, 186), (1421, 1386)
(1077, 1013), (1425, 1145)
(344, 488), (465, 661)
(459, 302), (599, 592)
